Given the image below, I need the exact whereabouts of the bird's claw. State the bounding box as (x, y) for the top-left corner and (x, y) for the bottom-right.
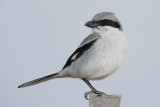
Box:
(93, 90), (106, 96)
(85, 91), (92, 100)
(84, 90), (106, 100)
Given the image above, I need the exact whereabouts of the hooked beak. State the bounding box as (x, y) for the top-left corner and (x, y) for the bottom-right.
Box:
(85, 21), (99, 28)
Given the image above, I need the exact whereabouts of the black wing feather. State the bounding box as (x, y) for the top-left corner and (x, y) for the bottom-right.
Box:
(62, 39), (98, 69)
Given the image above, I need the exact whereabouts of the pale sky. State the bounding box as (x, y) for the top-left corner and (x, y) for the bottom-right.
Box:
(1, 0), (160, 107)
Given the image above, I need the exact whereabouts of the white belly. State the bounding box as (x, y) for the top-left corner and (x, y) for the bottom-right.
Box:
(68, 28), (128, 80)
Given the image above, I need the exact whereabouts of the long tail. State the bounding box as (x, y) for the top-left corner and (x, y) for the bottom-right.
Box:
(18, 73), (59, 88)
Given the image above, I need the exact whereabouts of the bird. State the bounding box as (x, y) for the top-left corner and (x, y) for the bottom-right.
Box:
(18, 12), (128, 98)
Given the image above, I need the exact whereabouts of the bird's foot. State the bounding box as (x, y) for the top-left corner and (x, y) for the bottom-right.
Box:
(84, 90), (106, 100)
(85, 91), (92, 100)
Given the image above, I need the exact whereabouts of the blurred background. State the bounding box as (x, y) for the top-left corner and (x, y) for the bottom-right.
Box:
(0, 0), (160, 107)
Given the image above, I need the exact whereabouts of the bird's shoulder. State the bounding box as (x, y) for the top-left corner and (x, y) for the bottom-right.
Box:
(79, 33), (100, 47)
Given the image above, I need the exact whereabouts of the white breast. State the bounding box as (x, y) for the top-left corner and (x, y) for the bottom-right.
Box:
(68, 27), (128, 80)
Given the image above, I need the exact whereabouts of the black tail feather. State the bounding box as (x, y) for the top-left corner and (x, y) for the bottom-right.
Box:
(18, 73), (59, 88)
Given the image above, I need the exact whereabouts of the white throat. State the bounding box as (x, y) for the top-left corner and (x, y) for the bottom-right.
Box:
(92, 26), (119, 35)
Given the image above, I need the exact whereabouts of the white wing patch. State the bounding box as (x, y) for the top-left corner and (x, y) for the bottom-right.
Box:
(71, 53), (79, 61)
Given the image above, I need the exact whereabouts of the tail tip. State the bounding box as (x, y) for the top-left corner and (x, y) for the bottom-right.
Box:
(18, 85), (23, 88)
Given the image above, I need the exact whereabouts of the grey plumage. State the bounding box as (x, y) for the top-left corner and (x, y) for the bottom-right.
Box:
(92, 12), (123, 31)
(79, 33), (100, 47)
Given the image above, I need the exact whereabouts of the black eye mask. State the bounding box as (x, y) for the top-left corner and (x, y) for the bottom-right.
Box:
(94, 19), (121, 29)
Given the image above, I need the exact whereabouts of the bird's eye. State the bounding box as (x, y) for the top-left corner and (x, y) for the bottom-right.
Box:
(97, 19), (109, 26)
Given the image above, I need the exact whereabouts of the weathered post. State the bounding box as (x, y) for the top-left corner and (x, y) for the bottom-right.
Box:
(88, 93), (122, 107)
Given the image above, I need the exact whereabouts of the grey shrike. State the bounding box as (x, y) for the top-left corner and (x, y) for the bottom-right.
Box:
(18, 12), (128, 97)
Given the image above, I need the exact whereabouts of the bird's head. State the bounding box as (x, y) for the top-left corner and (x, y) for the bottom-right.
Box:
(85, 12), (123, 33)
